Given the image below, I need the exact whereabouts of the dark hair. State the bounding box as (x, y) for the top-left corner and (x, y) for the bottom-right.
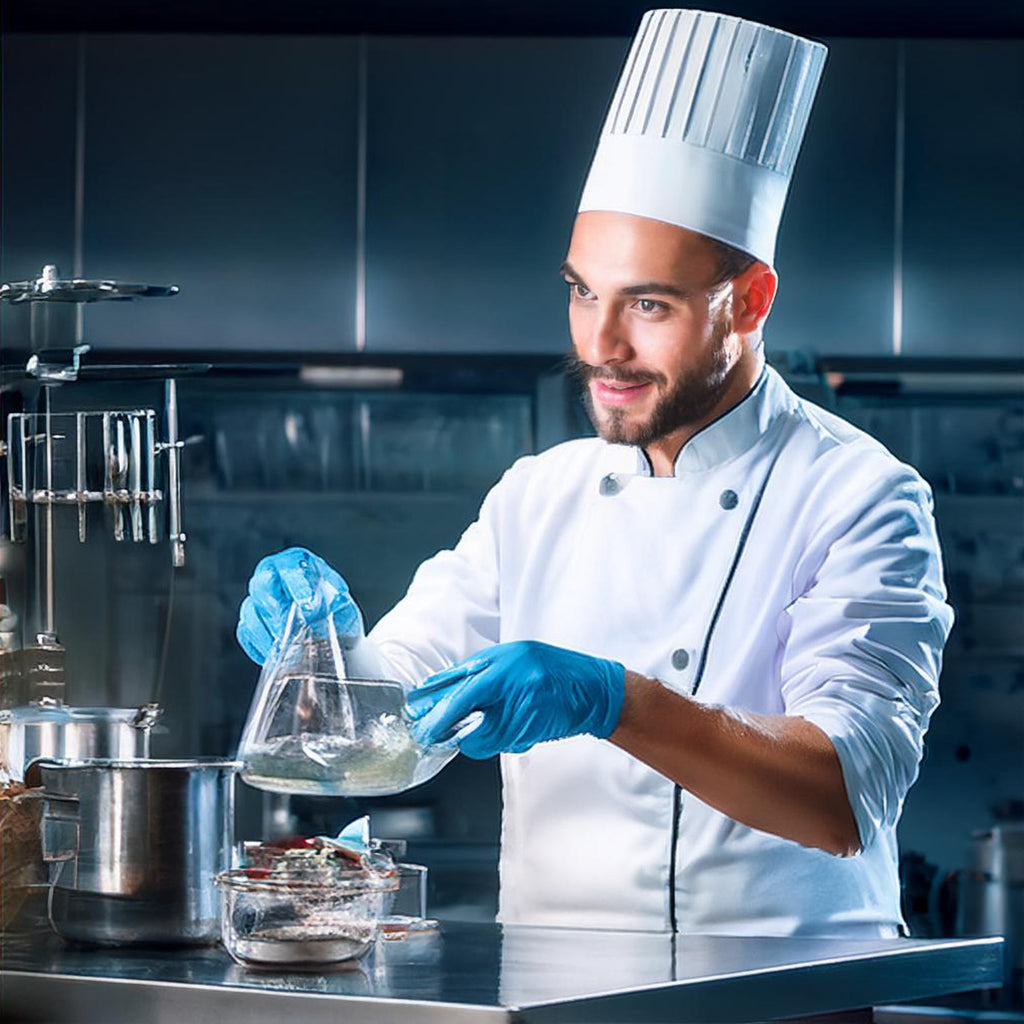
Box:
(707, 237), (758, 286)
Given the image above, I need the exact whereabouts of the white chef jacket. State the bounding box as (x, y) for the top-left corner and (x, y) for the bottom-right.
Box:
(368, 365), (953, 938)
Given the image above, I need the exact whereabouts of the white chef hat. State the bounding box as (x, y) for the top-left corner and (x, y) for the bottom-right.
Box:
(578, 9), (827, 266)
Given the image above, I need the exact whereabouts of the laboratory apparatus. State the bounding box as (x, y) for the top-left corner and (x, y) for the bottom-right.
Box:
(237, 604), (458, 796)
(0, 264), (194, 713)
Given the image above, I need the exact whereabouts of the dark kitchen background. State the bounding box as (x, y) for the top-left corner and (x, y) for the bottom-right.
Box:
(1, 0), (1022, 999)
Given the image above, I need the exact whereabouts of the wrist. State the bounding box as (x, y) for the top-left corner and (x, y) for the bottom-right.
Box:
(610, 670), (668, 743)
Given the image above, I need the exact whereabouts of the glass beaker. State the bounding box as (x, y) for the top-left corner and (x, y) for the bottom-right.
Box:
(237, 606), (457, 797)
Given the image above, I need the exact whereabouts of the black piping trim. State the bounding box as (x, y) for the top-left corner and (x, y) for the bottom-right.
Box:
(631, 365), (769, 479)
(668, 364), (769, 476)
(667, 442), (784, 934)
(668, 784), (683, 931)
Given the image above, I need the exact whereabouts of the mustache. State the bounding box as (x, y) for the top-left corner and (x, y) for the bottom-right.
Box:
(564, 355), (664, 388)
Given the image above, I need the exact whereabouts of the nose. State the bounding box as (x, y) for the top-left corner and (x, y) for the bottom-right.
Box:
(574, 304), (633, 368)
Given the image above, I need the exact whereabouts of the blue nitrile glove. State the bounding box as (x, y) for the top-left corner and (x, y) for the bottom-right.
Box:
(236, 546), (363, 665)
(404, 640), (626, 760)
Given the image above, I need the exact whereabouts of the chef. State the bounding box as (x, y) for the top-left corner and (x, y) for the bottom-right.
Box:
(238, 10), (953, 938)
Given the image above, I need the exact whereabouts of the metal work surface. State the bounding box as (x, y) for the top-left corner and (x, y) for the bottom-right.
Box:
(0, 922), (1002, 1023)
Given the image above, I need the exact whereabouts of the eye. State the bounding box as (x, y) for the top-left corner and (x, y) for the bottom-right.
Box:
(635, 298), (666, 314)
(568, 281), (594, 300)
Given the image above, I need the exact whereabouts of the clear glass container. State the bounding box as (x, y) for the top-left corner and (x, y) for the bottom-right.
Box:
(215, 867), (397, 969)
(236, 834), (432, 937)
(236, 608), (456, 797)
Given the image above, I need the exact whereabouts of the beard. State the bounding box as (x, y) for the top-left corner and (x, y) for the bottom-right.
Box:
(567, 322), (734, 448)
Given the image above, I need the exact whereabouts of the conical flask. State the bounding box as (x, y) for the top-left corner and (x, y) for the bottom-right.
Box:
(237, 604), (457, 797)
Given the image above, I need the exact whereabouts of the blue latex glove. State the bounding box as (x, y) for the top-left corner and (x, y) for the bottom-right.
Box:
(236, 546), (363, 665)
(404, 640), (626, 760)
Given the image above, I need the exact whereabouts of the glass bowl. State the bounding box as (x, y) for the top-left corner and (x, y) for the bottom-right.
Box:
(215, 867), (398, 969)
(238, 676), (457, 797)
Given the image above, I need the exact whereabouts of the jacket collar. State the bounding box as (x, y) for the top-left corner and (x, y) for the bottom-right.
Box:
(621, 363), (784, 478)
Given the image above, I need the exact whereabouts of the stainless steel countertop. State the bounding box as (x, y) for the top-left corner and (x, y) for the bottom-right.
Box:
(0, 922), (1002, 1023)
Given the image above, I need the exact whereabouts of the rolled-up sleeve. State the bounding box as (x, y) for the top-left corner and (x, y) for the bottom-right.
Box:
(778, 464), (954, 853)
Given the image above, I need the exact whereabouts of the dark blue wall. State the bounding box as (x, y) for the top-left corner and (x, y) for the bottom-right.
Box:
(3, 33), (1022, 359)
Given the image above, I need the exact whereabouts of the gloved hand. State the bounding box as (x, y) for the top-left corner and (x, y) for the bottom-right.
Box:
(405, 640), (626, 760)
(236, 547), (363, 665)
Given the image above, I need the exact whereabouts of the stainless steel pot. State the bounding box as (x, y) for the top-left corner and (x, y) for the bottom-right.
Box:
(26, 757), (240, 946)
(0, 700), (160, 781)
(959, 826), (1024, 1005)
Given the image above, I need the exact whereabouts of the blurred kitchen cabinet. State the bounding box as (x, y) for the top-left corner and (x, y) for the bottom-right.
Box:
(769, 39), (899, 358)
(80, 35), (360, 353)
(364, 37), (627, 353)
(901, 41), (1024, 358)
(1, 34), (80, 353)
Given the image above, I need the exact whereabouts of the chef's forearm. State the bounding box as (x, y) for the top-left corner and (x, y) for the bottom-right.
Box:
(609, 671), (862, 857)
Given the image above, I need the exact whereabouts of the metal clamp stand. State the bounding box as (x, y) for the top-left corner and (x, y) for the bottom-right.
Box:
(0, 265), (191, 705)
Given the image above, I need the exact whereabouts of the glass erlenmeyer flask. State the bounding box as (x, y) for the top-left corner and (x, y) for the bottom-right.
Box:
(237, 605), (457, 797)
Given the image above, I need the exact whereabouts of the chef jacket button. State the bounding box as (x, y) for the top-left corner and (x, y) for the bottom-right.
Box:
(600, 474), (620, 496)
(671, 648), (690, 671)
(719, 489), (739, 510)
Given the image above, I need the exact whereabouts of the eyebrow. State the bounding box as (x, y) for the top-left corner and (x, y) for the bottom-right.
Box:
(559, 261), (692, 301)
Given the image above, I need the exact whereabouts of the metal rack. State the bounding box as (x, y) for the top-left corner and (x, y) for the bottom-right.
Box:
(0, 265), (192, 702)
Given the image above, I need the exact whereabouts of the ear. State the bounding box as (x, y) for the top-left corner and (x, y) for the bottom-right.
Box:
(732, 263), (778, 334)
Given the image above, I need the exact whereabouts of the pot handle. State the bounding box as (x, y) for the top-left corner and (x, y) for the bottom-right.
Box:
(23, 759), (81, 864)
(132, 702), (163, 730)
(40, 799), (79, 864)
(23, 757), (57, 788)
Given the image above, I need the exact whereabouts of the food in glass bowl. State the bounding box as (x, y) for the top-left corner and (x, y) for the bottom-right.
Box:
(239, 832), (395, 874)
(216, 866), (397, 969)
(218, 830), (398, 969)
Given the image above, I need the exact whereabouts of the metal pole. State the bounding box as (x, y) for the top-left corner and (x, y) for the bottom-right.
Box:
(129, 413), (143, 542)
(165, 380), (185, 568)
(41, 390), (57, 636)
(76, 411), (87, 542)
(146, 411), (158, 544)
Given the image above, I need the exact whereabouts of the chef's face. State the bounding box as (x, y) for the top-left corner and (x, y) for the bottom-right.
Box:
(564, 212), (760, 448)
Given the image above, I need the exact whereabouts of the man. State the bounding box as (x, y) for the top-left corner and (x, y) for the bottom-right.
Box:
(238, 10), (952, 938)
